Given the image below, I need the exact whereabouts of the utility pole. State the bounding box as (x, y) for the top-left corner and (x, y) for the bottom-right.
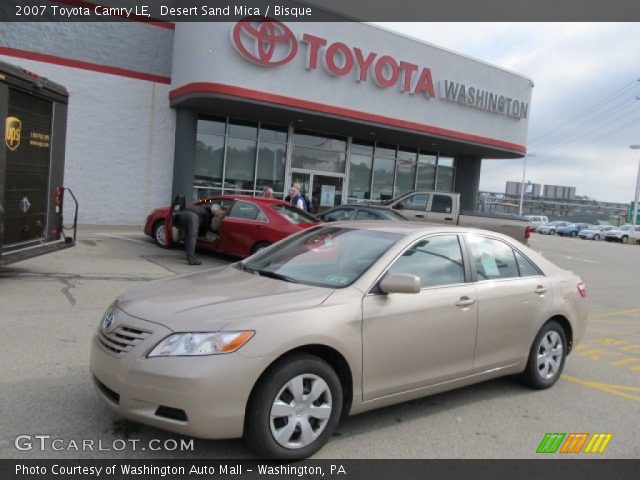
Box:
(518, 154), (536, 217)
(631, 145), (640, 226)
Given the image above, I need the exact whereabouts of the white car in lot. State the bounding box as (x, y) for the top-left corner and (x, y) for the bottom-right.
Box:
(604, 224), (640, 244)
(578, 225), (615, 241)
(537, 221), (570, 235)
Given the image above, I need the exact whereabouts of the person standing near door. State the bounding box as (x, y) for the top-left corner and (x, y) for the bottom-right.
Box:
(289, 186), (308, 212)
(177, 204), (214, 265)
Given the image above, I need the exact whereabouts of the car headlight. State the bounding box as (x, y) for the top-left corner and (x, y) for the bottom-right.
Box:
(147, 331), (254, 357)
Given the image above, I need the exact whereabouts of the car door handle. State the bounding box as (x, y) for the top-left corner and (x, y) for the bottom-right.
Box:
(534, 286), (548, 295)
(445, 217), (454, 221)
(415, 214), (425, 218)
(455, 296), (475, 307)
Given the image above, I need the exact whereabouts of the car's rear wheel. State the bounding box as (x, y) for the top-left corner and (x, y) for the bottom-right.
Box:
(152, 220), (168, 248)
(244, 353), (343, 460)
(251, 241), (271, 255)
(622, 235), (629, 244)
(594, 234), (600, 240)
(571, 231), (577, 237)
(520, 320), (567, 390)
(550, 229), (556, 235)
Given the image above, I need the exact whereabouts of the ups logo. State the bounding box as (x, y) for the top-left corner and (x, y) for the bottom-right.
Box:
(5, 116), (21, 151)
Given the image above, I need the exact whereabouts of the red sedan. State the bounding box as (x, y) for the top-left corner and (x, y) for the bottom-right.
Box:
(143, 195), (321, 258)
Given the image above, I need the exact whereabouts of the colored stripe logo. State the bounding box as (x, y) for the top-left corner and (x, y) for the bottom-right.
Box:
(537, 433), (612, 454)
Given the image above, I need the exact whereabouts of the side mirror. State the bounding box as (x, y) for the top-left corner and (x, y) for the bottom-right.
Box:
(379, 273), (421, 294)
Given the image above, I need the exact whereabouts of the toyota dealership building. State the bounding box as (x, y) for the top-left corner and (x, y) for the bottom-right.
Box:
(0, 18), (533, 224)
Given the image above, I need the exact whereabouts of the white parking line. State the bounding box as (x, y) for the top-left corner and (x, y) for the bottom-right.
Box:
(540, 251), (598, 264)
(96, 233), (149, 245)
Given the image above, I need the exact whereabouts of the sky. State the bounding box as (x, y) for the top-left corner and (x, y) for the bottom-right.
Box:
(376, 23), (640, 203)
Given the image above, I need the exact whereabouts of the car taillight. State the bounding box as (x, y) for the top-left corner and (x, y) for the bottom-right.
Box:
(525, 225), (532, 240)
(577, 282), (587, 298)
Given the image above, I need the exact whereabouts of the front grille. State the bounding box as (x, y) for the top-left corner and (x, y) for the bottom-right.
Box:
(98, 325), (152, 355)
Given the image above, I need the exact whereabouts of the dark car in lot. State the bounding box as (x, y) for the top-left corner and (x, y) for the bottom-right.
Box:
(318, 205), (408, 222)
(557, 223), (590, 237)
(144, 195), (320, 257)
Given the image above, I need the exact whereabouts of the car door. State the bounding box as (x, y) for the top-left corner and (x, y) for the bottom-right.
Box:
(390, 193), (430, 221)
(216, 200), (268, 256)
(426, 193), (456, 224)
(362, 234), (477, 401)
(464, 234), (553, 372)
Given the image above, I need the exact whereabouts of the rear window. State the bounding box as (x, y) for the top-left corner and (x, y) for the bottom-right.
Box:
(271, 204), (318, 224)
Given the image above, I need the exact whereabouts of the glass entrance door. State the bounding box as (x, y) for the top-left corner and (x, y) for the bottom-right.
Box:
(290, 171), (343, 214)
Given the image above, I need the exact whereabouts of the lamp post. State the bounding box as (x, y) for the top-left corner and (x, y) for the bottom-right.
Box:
(631, 145), (640, 226)
(518, 154), (536, 217)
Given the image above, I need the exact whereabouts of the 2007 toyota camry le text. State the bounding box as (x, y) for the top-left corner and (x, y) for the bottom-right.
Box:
(90, 222), (588, 459)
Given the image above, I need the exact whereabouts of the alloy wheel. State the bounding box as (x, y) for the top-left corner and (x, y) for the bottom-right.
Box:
(537, 331), (563, 380)
(269, 374), (333, 449)
(154, 224), (165, 245)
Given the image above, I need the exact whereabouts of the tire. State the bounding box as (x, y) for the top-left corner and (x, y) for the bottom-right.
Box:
(594, 234), (600, 241)
(250, 241), (271, 255)
(622, 236), (629, 244)
(571, 231), (577, 237)
(520, 320), (567, 390)
(244, 353), (343, 460)
(152, 220), (168, 248)
(550, 229), (556, 235)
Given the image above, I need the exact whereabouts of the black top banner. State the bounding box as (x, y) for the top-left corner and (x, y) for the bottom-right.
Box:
(2, 0), (640, 22)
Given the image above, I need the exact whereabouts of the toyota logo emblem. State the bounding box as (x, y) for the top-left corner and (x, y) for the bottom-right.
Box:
(231, 18), (298, 67)
(102, 312), (115, 332)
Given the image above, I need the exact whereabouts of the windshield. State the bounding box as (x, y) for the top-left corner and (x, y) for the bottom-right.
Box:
(240, 226), (403, 288)
(271, 204), (318, 224)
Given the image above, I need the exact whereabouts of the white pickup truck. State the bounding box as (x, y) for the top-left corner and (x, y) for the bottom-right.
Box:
(369, 190), (532, 244)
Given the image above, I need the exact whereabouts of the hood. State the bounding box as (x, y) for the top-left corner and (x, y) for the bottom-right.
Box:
(117, 265), (334, 331)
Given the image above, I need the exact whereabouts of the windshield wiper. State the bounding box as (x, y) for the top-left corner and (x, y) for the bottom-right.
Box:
(236, 263), (257, 274)
(254, 269), (298, 283)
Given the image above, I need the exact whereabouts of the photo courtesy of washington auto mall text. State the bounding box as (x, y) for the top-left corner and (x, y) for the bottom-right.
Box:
(1, 0), (640, 479)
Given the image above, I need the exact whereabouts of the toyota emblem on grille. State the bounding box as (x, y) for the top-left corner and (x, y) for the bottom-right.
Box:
(102, 312), (115, 332)
(19, 196), (31, 214)
(231, 18), (298, 67)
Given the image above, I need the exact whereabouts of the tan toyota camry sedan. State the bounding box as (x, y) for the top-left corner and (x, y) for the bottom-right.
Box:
(90, 223), (588, 459)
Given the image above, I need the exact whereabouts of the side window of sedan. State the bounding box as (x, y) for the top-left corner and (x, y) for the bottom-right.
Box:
(323, 208), (352, 222)
(387, 235), (465, 288)
(227, 201), (263, 221)
(467, 235), (519, 280)
(355, 210), (380, 220)
(514, 250), (541, 277)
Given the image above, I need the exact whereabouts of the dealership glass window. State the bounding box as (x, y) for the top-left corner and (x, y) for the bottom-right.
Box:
(436, 156), (455, 191)
(256, 140), (286, 195)
(194, 117), (226, 199)
(417, 153), (437, 190)
(394, 148), (417, 196)
(225, 137), (257, 192)
(348, 140), (374, 200)
(228, 119), (258, 139)
(371, 143), (396, 201)
(292, 130), (346, 173)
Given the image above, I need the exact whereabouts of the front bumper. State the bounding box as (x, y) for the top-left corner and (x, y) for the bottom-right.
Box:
(89, 311), (266, 439)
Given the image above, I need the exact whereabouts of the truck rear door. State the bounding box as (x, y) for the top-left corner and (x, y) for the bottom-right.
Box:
(3, 88), (52, 249)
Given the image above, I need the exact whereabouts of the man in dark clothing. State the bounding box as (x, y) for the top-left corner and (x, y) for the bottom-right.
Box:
(177, 204), (213, 265)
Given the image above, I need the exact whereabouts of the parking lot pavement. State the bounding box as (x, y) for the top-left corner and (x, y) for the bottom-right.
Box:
(1, 228), (638, 459)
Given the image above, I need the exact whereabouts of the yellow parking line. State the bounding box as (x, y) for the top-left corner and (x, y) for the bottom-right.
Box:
(562, 374), (640, 403)
(590, 307), (640, 319)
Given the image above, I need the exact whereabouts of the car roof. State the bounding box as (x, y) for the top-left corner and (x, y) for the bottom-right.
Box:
(327, 204), (391, 211)
(202, 194), (289, 206)
(321, 220), (510, 238)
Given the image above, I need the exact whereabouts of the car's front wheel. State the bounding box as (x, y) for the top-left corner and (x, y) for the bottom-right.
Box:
(571, 231), (577, 237)
(520, 320), (567, 390)
(622, 235), (629, 244)
(152, 220), (168, 248)
(244, 353), (343, 459)
(550, 229), (556, 235)
(594, 234), (600, 240)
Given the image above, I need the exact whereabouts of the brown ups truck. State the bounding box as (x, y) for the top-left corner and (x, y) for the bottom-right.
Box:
(1, 60), (77, 266)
